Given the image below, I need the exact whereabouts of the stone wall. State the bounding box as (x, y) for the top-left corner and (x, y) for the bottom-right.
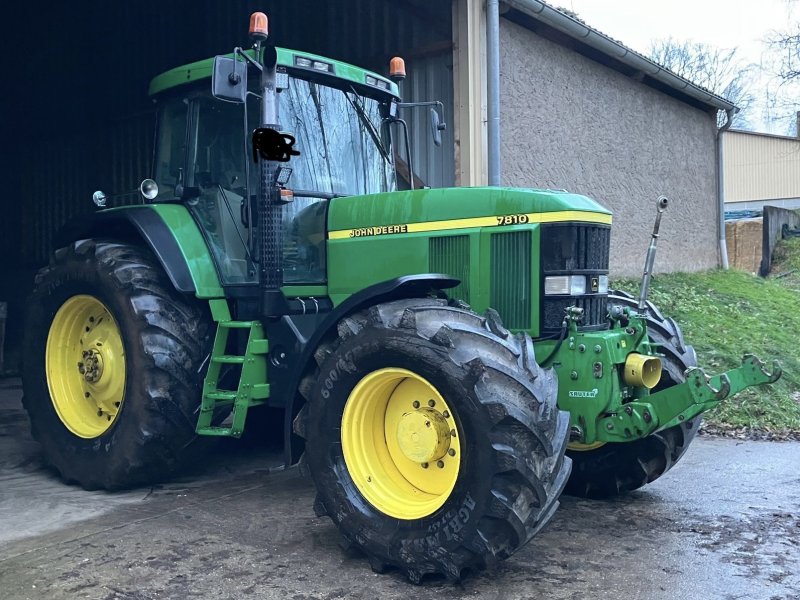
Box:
(499, 19), (719, 276)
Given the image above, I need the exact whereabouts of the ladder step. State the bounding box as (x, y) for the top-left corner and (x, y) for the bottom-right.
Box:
(204, 390), (237, 401)
(218, 320), (256, 329)
(212, 355), (246, 364)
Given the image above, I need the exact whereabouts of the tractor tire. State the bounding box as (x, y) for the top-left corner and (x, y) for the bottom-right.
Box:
(22, 239), (213, 490)
(297, 298), (571, 582)
(564, 290), (701, 499)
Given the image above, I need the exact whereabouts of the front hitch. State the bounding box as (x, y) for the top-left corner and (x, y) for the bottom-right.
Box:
(596, 354), (782, 442)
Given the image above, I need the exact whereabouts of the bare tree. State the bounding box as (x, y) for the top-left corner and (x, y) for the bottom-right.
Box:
(765, 1), (800, 134)
(649, 38), (755, 128)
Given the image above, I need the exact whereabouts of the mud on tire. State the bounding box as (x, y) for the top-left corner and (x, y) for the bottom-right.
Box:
(296, 298), (571, 582)
(22, 239), (213, 490)
(564, 290), (701, 499)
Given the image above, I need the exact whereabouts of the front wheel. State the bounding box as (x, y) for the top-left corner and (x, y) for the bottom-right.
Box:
(299, 299), (571, 582)
(564, 290), (701, 498)
(22, 239), (212, 490)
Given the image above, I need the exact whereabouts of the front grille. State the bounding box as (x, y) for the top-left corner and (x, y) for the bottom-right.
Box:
(541, 224), (610, 272)
(541, 223), (611, 332)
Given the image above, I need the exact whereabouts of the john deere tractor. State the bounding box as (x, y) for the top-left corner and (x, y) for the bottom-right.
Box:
(23, 12), (781, 582)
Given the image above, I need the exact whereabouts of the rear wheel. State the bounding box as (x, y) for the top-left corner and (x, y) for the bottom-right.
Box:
(22, 239), (212, 490)
(564, 291), (700, 498)
(298, 298), (571, 582)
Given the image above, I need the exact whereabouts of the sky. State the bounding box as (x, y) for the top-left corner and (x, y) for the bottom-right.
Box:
(565, 0), (797, 133)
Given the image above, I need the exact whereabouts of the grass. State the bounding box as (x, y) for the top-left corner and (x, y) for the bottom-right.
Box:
(612, 241), (800, 436)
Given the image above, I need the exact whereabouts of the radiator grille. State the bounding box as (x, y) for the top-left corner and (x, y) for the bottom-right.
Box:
(491, 231), (532, 329)
(429, 235), (470, 303)
(541, 223), (610, 332)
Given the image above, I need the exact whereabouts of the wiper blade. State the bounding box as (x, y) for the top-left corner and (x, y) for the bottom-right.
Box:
(292, 189), (348, 200)
(346, 87), (391, 164)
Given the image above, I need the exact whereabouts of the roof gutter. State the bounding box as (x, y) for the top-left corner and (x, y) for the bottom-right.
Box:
(502, 0), (737, 112)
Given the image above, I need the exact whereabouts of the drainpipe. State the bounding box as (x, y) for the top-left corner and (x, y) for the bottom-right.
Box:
(717, 108), (735, 269)
(487, 0), (501, 186)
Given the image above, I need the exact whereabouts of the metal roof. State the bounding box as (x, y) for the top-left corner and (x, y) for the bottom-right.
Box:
(503, 0), (738, 113)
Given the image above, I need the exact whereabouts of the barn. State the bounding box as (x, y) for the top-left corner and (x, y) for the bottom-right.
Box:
(0, 0), (734, 371)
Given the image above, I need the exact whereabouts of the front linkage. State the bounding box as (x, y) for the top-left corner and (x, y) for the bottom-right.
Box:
(550, 196), (782, 448)
(554, 307), (782, 446)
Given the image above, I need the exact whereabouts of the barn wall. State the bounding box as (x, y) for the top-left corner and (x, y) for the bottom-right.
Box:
(499, 18), (720, 277)
(9, 0), (453, 268)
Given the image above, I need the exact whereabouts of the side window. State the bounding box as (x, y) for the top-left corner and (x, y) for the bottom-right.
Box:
(154, 99), (188, 200)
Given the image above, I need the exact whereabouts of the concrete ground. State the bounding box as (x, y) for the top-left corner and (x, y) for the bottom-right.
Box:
(1, 377), (799, 600)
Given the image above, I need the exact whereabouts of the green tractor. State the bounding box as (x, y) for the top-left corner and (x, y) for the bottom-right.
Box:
(23, 12), (780, 582)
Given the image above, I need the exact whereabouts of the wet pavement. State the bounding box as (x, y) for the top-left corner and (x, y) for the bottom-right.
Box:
(1, 377), (799, 600)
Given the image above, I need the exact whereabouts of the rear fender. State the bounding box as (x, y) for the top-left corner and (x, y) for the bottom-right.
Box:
(55, 204), (224, 298)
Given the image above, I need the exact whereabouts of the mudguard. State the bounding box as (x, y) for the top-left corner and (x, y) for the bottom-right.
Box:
(55, 204), (224, 298)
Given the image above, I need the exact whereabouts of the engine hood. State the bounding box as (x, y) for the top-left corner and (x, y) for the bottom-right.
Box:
(327, 187), (612, 239)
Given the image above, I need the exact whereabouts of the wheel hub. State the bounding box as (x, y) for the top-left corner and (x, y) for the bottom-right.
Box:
(80, 349), (104, 383)
(396, 408), (451, 463)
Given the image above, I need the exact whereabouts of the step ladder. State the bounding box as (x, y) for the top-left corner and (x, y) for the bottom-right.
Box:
(196, 305), (270, 437)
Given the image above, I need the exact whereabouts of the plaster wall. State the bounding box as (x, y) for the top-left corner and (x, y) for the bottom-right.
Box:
(500, 19), (719, 276)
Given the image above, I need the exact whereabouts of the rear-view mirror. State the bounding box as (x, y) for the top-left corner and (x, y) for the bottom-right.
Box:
(212, 56), (247, 103)
(430, 108), (446, 147)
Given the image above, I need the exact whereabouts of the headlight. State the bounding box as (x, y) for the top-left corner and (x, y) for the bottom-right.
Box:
(544, 275), (586, 295)
(598, 275), (609, 294)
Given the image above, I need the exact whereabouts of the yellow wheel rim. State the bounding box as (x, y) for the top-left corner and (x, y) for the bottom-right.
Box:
(568, 440), (607, 451)
(45, 295), (126, 438)
(341, 368), (461, 520)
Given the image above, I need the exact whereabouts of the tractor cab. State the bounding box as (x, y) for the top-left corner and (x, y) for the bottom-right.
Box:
(149, 49), (400, 286)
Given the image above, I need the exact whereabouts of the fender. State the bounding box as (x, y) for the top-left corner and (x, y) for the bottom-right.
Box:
(281, 274), (459, 467)
(55, 204), (224, 298)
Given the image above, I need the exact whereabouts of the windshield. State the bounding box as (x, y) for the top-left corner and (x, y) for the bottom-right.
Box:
(282, 79), (395, 196)
(153, 76), (395, 285)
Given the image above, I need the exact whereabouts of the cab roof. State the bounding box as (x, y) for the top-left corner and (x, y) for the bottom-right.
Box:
(148, 47), (400, 98)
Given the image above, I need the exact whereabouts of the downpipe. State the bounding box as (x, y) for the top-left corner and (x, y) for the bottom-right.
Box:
(717, 107), (735, 269)
(487, 0), (501, 186)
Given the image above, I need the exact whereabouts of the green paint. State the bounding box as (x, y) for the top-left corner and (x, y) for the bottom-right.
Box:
(327, 187), (610, 232)
(197, 318), (270, 437)
(148, 204), (225, 298)
(148, 47), (399, 98)
(537, 311), (782, 445)
(281, 285), (328, 297)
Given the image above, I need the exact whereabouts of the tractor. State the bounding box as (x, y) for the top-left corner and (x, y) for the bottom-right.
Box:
(23, 12), (781, 583)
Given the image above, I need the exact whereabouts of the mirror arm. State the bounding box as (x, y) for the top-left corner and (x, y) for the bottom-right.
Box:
(234, 47), (263, 72)
(396, 100), (443, 110)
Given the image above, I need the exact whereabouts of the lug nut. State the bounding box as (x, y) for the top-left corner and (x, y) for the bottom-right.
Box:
(451, 429), (457, 438)
(421, 462), (429, 469)
(448, 448), (456, 457)
(442, 410), (450, 418)
(412, 400), (420, 409)
(428, 399), (436, 407)
(436, 460), (445, 468)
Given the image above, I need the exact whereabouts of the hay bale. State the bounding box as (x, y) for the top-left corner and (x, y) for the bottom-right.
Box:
(725, 218), (763, 273)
